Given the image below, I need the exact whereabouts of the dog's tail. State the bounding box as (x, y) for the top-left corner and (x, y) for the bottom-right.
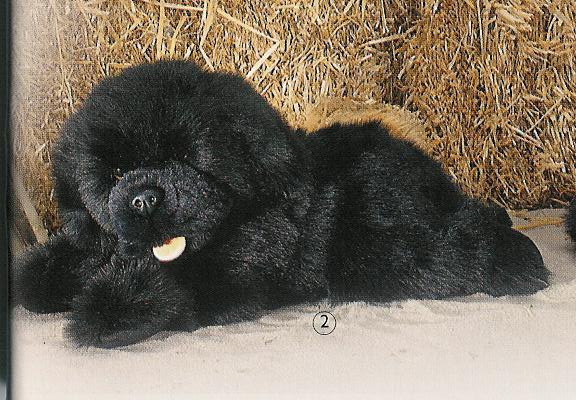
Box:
(567, 200), (576, 242)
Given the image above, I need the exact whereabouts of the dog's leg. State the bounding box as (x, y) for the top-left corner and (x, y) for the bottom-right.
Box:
(12, 234), (98, 313)
(328, 199), (548, 301)
(432, 200), (549, 297)
(484, 222), (549, 297)
(66, 255), (195, 348)
(190, 206), (330, 325)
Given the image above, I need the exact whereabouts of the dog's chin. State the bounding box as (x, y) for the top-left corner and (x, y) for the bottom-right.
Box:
(117, 240), (153, 259)
(116, 231), (214, 261)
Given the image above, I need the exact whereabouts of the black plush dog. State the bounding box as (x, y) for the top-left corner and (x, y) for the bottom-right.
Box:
(14, 61), (549, 348)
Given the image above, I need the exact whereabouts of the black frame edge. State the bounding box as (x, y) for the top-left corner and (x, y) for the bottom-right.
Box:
(1, 0), (11, 399)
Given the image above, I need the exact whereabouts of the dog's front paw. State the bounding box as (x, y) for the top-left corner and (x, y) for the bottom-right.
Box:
(66, 256), (191, 348)
(13, 234), (88, 313)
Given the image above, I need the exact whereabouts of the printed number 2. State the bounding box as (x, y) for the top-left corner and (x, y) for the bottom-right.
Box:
(313, 311), (335, 335)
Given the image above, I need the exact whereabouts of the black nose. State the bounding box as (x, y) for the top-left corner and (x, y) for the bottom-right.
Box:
(131, 187), (164, 216)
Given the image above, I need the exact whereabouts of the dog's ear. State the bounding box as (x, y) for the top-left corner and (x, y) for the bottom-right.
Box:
(51, 120), (110, 250)
(192, 119), (302, 201)
(186, 71), (304, 201)
(52, 168), (103, 250)
(238, 121), (303, 200)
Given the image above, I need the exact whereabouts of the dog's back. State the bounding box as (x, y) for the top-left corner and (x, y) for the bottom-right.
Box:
(302, 122), (546, 301)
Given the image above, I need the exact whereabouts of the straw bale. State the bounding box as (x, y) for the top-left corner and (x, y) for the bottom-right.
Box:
(401, 0), (576, 208)
(11, 0), (576, 231)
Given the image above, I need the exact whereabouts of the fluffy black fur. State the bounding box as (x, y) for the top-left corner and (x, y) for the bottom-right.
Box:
(14, 61), (549, 347)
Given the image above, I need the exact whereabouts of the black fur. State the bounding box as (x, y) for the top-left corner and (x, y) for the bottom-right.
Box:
(567, 200), (576, 242)
(13, 61), (549, 347)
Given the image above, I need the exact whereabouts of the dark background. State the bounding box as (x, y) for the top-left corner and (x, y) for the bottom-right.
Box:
(1, 0), (11, 398)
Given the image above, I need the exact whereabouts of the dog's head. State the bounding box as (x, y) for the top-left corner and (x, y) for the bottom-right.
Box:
(53, 61), (301, 259)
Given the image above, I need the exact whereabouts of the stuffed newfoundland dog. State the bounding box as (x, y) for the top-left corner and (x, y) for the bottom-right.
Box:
(15, 61), (549, 348)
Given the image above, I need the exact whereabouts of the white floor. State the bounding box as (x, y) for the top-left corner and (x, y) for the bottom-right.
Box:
(10, 210), (576, 400)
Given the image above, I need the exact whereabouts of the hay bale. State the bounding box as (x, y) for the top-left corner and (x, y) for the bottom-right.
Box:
(402, 0), (576, 208)
(11, 0), (576, 231)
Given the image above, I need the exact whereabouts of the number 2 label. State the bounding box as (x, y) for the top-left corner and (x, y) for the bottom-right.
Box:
(313, 311), (336, 335)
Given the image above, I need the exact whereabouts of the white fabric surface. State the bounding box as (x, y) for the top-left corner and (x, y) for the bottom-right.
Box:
(11, 210), (576, 400)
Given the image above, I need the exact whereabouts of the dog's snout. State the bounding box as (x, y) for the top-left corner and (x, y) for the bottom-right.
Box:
(131, 187), (164, 216)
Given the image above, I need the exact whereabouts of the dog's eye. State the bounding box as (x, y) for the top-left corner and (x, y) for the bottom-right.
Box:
(112, 167), (124, 182)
